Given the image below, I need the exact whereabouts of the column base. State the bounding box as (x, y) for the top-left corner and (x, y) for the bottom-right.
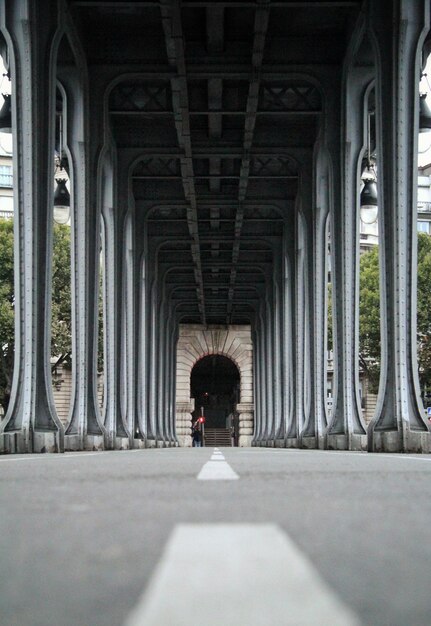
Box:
(114, 436), (131, 450)
(326, 433), (367, 451)
(132, 438), (147, 449)
(65, 434), (104, 451)
(238, 435), (253, 447)
(144, 438), (158, 448)
(301, 435), (326, 450)
(275, 438), (285, 448)
(369, 429), (431, 453)
(301, 436), (317, 449)
(285, 437), (300, 448)
(0, 430), (63, 454)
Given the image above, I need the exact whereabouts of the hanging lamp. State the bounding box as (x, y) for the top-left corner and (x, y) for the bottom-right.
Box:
(0, 93), (11, 133)
(360, 108), (378, 225)
(360, 176), (378, 224)
(419, 92), (431, 133)
(53, 178), (70, 224)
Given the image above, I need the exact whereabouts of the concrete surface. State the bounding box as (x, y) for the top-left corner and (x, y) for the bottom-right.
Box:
(1, 448), (431, 626)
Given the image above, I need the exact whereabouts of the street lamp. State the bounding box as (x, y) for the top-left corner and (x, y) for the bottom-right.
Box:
(53, 173), (70, 224)
(419, 71), (431, 134)
(360, 109), (378, 225)
(0, 72), (12, 133)
(53, 109), (70, 225)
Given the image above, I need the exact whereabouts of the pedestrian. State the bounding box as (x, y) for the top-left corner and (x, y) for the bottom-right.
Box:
(192, 425), (202, 447)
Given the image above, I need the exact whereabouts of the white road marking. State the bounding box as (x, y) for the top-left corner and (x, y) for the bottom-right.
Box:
(210, 454), (225, 461)
(124, 523), (360, 626)
(197, 459), (239, 480)
(0, 452), (102, 463)
(240, 449), (431, 462)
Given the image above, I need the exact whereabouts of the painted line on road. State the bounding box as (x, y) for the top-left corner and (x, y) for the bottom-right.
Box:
(197, 451), (239, 480)
(123, 523), (360, 626)
(0, 452), (102, 463)
(211, 448), (225, 461)
(240, 449), (431, 462)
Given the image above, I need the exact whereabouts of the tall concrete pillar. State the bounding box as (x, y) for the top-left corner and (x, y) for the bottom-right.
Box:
(137, 250), (149, 441)
(325, 62), (367, 451)
(263, 297), (274, 444)
(368, 0), (431, 453)
(299, 159), (325, 450)
(282, 215), (295, 446)
(102, 188), (131, 449)
(272, 264), (284, 444)
(0, 0), (64, 453)
(301, 147), (333, 449)
(251, 327), (259, 445)
(287, 206), (307, 447)
(149, 278), (161, 444)
(61, 63), (105, 451)
(254, 306), (266, 445)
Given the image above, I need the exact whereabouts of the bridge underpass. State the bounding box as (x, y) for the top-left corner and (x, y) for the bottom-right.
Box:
(1, 0), (431, 454)
(1, 2), (431, 624)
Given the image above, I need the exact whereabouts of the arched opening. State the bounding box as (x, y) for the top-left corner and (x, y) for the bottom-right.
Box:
(191, 355), (240, 446)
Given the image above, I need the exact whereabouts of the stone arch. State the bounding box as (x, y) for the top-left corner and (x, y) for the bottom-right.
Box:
(175, 325), (254, 447)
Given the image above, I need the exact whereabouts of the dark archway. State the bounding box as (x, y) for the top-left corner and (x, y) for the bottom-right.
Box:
(191, 355), (240, 431)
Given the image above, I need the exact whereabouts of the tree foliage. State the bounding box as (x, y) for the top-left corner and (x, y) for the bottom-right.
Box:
(0, 219), (14, 412)
(417, 232), (431, 393)
(359, 245), (381, 391)
(358, 233), (431, 395)
(0, 219), (72, 413)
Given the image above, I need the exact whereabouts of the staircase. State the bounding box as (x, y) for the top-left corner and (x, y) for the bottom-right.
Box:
(203, 428), (232, 447)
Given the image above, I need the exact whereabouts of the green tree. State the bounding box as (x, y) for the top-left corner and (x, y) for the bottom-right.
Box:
(51, 223), (72, 370)
(359, 245), (381, 391)
(0, 219), (72, 413)
(417, 231), (431, 395)
(358, 233), (431, 396)
(0, 219), (15, 412)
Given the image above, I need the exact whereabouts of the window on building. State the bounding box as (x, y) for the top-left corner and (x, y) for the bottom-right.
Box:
(0, 195), (13, 218)
(0, 165), (12, 187)
(417, 220), (430, 234)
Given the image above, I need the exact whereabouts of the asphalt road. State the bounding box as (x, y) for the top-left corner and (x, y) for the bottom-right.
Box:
(1, 447), (431, 626)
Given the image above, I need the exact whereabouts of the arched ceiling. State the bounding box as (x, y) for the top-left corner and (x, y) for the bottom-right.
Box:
(69, 0), (361, 325)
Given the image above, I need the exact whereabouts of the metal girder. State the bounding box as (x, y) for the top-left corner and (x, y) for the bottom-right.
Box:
(225, 0), (271, 322)
(160, 0), (206, 324)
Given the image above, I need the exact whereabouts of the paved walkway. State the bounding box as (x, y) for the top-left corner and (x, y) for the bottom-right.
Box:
(1, 447), (431, 625)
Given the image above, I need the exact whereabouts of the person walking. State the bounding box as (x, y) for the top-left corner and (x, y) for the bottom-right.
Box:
(192, 425), (202, 447)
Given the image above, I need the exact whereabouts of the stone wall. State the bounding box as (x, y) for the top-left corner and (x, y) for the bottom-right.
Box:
(52, 367), (104, 426)
(175, 324), (254, 446)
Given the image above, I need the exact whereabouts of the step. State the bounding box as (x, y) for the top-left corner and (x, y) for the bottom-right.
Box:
(203, 428), (232, 447)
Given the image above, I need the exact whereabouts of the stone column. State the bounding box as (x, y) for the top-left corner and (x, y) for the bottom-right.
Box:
(273, 264), (284, 445)
(251, 327), (260, 445)
(0, 0), (64, 453)
(62, 65), (105, 451)
(287, 206), (306, 447)
(148, 278), (161, 445)
(137, 248), (149, 441)
(237, 403), (254, 447)
(301, 151), (330, 449)
(282, 214), (295, 446)
(175, 402), (194, 447)
(253, 305), (265, 445)
(368, 0), (431, 452)
(325, 63), (367, 451)
(264, 296), (275, 445)
(102, 191), (131, 449)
